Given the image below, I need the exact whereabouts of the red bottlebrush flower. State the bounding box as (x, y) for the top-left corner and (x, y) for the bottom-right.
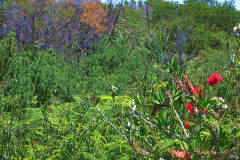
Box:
(199, 88), (204, 99)
(186, 103), (193, 112)
(168, 149), (191, 159)
(208, 72), (222, 86)
(193, 86), (200, 93)
(193, 86), (204, 99)
(185, 152), (191, 160)
(185, 123), (190, 129)
(186, 103), (199, 117)
(168, 149), (187, 159)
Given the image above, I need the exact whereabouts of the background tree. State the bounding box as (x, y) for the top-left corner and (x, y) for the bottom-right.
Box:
(130, 0), (137, 8)
(124, 0), (129, 6)
(1, 0), (123, 58)
(138, 0), (143, 8)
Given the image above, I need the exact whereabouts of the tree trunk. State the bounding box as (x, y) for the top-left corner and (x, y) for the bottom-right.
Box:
(32, 14), (35, 44)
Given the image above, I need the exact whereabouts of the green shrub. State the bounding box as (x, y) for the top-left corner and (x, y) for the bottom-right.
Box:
(0, 31), (17, 86)
(1, 46), (79, 111)
(80, 34), (164, 94)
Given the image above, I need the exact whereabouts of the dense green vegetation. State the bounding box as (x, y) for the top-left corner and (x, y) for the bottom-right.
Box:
(1, 0), (240, 159)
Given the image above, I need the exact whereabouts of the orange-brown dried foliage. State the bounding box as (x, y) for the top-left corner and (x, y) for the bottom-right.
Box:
(80, 0), (108, 34)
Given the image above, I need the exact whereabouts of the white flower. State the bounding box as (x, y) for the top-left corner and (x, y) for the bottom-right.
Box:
(132, 100), (136, 114)
(212, 97), (218, 101)
(218, 97), (225, 102)
(132, 105), (136, 112)
(230, 54), (235, 63)
(132, 100), (135, 106)
(234, 26), (237, 32)
(127, 122), (132, 127)
(234, 24), (240, 36)
(222, 104), (228, 109)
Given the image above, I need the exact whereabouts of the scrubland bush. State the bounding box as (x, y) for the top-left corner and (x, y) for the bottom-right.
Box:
(1, 0), (240, 159)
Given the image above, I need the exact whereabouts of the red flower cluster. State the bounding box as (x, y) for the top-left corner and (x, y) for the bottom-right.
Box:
(168, 149), (191, 160)
(185, 103), (194, 130)
(186, 103), (199, 115)
(186, 103), (193, 112)
(208, 72), (222, 86)
(185, 123), (190, 130)
(177, 72), (222, 131)
(193, 86), (204, 99)
(185, 103), (208, 130)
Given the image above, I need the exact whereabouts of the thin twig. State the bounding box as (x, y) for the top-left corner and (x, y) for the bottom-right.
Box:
(95, 107), (129, 143)
(95, 107), (140, 159)
(166, 91), (189, 139)
(172, 104), (189, 139)
(134, 113), (157, 128)
(130, 106), (182, 139)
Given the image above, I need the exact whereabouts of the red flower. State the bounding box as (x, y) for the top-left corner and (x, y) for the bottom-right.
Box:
(193, 86), (204, 99)
(208, 72), (222, 86)
(168, 149), (189, 159)
(186, 103), (193, 112)
(185, 152), (191, 160)
(185, 123), (190, 129)
(186, 103), (199, 118)
(193, 87), (199, 94)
